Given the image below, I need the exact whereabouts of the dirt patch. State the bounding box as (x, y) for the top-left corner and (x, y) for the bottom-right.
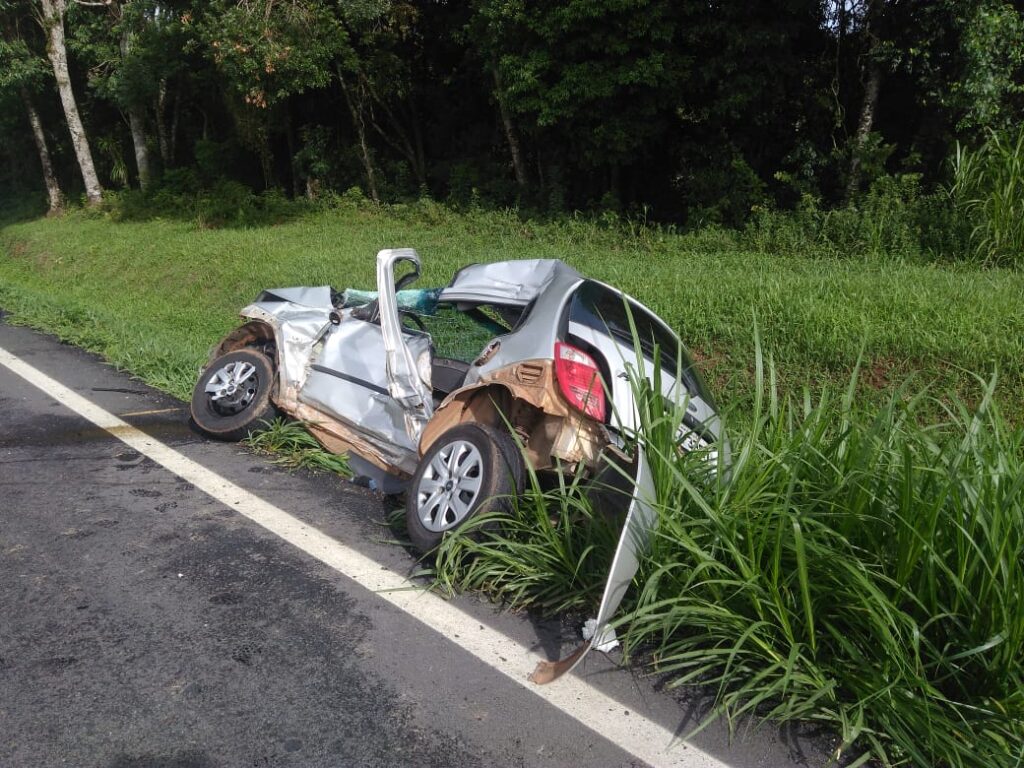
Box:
(863, 356), (902, 391)
(3, 239), (57, 269)
(690, 344), (724, 372)
(690, 343), (733, 393)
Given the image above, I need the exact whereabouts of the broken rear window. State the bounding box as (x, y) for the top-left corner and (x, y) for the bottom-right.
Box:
(422, 305), (510, 363)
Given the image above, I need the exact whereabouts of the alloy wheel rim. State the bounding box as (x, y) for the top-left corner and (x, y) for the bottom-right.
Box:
(204, 361), (259, 415)
(416, 440), (484, 532)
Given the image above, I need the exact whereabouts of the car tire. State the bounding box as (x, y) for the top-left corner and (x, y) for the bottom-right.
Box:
(405, 423), (525, 553)
(190, 348), (277, 442)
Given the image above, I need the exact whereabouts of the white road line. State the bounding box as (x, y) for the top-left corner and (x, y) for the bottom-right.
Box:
(0, 345), (729, 768)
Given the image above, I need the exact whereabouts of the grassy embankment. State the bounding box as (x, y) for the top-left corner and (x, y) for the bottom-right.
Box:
(1, 199), (1022, 420)
(2, 200), (1023, 767)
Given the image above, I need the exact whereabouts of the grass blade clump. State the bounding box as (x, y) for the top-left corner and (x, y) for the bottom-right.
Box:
(245, 418), (351, 476)
(627, 358), (1024, 767)
(951, 128), (1024, 266)
(433, 340), (1024, 768)
(432, 461), (624, 615)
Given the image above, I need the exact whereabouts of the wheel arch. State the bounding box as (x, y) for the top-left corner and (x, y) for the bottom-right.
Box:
(419, 383), (517, 457)
(419, 373), (608, 472)
(208, 320), (279, 368)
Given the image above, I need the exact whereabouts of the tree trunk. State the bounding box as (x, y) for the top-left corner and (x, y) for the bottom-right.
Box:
(120, 28), (151, 190)
(259, 130), (273, 190)
(127, 107), (151, 190)
(492, 66), (528, 191)
(359, 71), (425, 188)
(846, 0), (885, 201)
(156, 78), (170, 167)
(39, 0), (103, 204)
(169, 85), (181, 164)
(846, 60), (881, 200)
(285, 106), (302, 198)
(339, 70), (380, 202)
(407, 93), (427, 192)
(21, 88), (64, 214)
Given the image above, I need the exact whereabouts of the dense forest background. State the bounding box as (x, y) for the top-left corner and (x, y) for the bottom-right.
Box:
(2, 0), (1024, 261)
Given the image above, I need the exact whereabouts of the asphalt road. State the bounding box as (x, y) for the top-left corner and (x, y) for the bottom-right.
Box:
(0, 320), (833, 768)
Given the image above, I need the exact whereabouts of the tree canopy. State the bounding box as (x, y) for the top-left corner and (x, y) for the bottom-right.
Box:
(2, 0), (1023, 223)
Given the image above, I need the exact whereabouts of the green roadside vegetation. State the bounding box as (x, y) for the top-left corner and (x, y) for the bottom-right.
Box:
(245, 418), (351, 475)
(437, 355), (1024, 768)
(2, 197), (1023, 422)
(2, 198), (1022, 767)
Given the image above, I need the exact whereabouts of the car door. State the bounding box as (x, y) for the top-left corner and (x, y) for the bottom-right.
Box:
(297, 249), (433, 460)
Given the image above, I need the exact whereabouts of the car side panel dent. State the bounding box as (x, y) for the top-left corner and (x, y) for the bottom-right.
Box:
(238, 303), (330, 402)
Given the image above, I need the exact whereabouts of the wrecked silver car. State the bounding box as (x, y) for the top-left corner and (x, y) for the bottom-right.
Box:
(190, 249), (724, 681)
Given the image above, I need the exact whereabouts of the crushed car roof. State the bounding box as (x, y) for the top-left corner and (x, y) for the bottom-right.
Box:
(439, 259), (581, 307)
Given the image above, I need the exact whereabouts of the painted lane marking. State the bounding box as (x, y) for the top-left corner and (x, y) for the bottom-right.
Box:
(0, 345), (729, 768)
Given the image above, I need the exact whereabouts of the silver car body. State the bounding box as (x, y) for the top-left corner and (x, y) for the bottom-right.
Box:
(210, 249), (724, 682)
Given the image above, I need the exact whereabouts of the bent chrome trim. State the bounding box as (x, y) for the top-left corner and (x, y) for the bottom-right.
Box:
(310, 365), (390, 397)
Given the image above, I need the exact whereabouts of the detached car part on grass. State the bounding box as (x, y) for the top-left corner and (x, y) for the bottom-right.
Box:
(191, 249), (725, 682)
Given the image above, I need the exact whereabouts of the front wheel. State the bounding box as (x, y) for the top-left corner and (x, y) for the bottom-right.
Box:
(405, 423), (525, 553)
(190, 348), (277, 442)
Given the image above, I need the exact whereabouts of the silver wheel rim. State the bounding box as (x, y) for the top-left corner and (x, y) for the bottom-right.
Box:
(416, 440), (485, 532)
(204, 361), (259, 415)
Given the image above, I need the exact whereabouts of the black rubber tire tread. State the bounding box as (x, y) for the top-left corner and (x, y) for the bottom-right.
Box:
(405, 422), (526, 553)
(190, 348), (277, 442)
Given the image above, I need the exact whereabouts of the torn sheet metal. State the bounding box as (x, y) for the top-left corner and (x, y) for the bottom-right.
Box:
(419, 359), (608, 471)
(239, 302), (330, 398)
(256, 285), (333, 308)
(376, 249), (434, 420)
(529, 448), (658, 684)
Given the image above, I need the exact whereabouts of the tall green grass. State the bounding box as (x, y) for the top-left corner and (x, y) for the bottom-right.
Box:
(433, 345), (1024, 768)
(2, 202), (1023, 422)
(245, 418), (351, 475)
(742, 174), (971, 263)
(952, 129), (1024, 266)
(630, 356), (1023, 767)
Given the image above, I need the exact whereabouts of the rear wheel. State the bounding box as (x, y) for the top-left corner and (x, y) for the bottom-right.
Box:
(190, 348), (277, 442)
(405, 423), (525, 553)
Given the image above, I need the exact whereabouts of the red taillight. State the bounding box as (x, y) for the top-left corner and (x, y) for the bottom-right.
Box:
(554, 341), (606, 421)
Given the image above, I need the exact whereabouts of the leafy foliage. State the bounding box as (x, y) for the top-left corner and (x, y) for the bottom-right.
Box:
(954, 0), (1024, 134)
(744, 173), (970, 260)
(0, 36), (48, 94)
(3, 0), (1024, 241)
(951, 128), (1024, 266)
(188, 0), (352, 109)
